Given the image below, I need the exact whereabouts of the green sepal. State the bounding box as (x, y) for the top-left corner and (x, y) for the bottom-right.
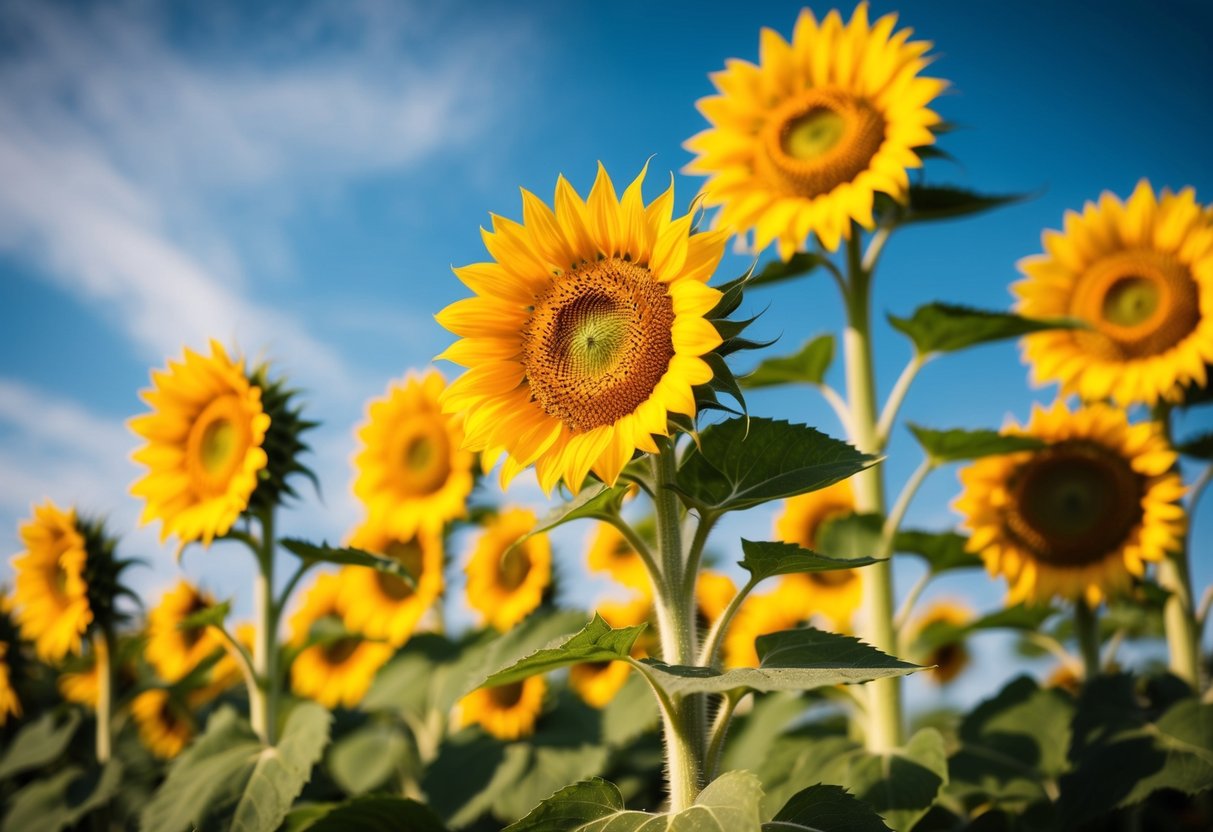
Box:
(77, 514), (139, 633)
(246, 363), (319, 515)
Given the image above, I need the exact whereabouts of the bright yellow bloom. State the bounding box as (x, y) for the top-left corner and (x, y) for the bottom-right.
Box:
(1015, 181), (1213, 406)
(685, 3), (946, 256)
(131, 689), (194, 759)
(955, 402), (1185, 606)
(288, 573), (392, 710)
(145, 580), (225, 683)
(339, 521), (444, 647)
(437, 164), (727, 493)
(773, 480), (863, 631)
(724, 586), (808, 668)
(11, 502), (92, 661)
(129, 340), (270, 546)
(569, 597), (653, 708)
(585, 523), (651, 597)
(465, 509), (552, 631)
(459, 675), (547, 741)
(352, 371), (474, 540)
(696, 570), (737, 627)
(0, 642), (20, 725)
(907, 600), (973, 684)
(58, 652), (100, 708)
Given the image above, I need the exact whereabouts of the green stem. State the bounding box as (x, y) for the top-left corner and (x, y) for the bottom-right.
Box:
(680, 510), (716, 602)
(843, 231), (901, 751)
(650, 445), (702, 810)
(698, 576), (759, 668)
(210, 621), (257, 706)
(1074, 598), (1101, 682)
(875, 354), (927, 450)
(604, 513), (664, 597)
(704, 691), (745, 782)
(251, 509), (280, 746)
(93, 630), (112, 764)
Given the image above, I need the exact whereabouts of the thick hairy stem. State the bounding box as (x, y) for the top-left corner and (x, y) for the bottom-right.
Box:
(251, 510), (280, 746)
(843, 233), (902, 751)
(93, 631), (112, 764)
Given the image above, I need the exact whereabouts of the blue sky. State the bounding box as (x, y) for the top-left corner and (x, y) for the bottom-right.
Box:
(1, 0), (1210, 708)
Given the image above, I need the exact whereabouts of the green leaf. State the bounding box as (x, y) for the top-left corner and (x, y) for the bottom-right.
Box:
(492, 744), (613, 824)
(280, 539), (416, 588)
(738, 539), (880, 584)
(1177, 431), (1213, 460)
(749, 252), (830, 288)
(504, 770), (765, 831)
(893, 530), (982, 574)
(326, 723), (410, 795)
(424, 735), (532, 827)
(481, 614), (646, 689)
(906, 424), (1044, 464)
(289, 796), (449, 832)
(901, 185), (1025, 225)
(721, 692), (815, 779)
(179, 599), (232, 631)
(360, 633), (461, 718)
(140, 703), (332, 832)
(0, 710), (82, 780)
(2, 761), (123, 832)
(601, 672), (661, 748)
(815, 514), (884, 561)
(526, 485), (632, 540)
(969, 604), (1057, 633)
(768, 784), (893, 832)
(844, 728), (949, 832)
(675, 418), (875, 515)
(637, 628), (918, 698)
(888, 303), (1077, 356)
(740, 336), (834, 389)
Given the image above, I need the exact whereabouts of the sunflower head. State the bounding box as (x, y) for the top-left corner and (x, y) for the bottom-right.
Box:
(465, 509), (552, 632)
(907, 600), (973, 684)
(586, 522), (652, 597)
(684, 3), (947, 256)
(723, 587), (808, 668)
(437, 163), (730, 494)
(1015, 181), (1213, 406)
(145, 580), (226, 684)
(131, 688), (195, 759)
(459, 675), (547, 741)
(10, 503), (131, 662)
(695, 570), (737, 631)
(955, 402), (1186, 606)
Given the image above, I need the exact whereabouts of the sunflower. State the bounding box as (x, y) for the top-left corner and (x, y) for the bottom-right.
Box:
(288, 573), (393, 710)
(436, 164), (728, 494)
(352, 371), (474, 540)
(696, 570), (737, 627)
(586, 523), (652, 597)
(773, 480), (863, 630)
(724, 587), (809, 668)
(145, 580), (225, 683)
(684, 3), (946, 256)
(0, 642), (20, 725)
(58, 652), (100, 708)
(339, 520), (444, 647)
(955, 402), (1186, 606)
(1015, 181), (1213, 406)
(465, 509), (552, 632)
(131, 689), (195, 759)
(569, 597), (653, 708)
(907, 600), (972, 684)
(10, 502), (93, 661)
(129, 340), (270, 546)
(459, 675), (547, 741)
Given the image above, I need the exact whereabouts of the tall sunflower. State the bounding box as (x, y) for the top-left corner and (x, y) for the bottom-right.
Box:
(465, 509), (552, 632)
(907, 600), (973, 685)
(288, 573), (393, 710)
(339, 520), (444, 647)
(145, 580), (225, 683)
(352, 371), (474, 540)
(1015, 181), (1213, 406)
(955, 402), (1186, 606)
(11, 502), (92, 661)
(774, 480), (863, 631)
(131, 689), (195, 759)
(586, 523), (652, 597)
(436, 164), (728, 493)
(129, 340), (270, 546)
(684, 3), (946, 256)
(459, 675), (547, 741)
(569, 597), (653, 708)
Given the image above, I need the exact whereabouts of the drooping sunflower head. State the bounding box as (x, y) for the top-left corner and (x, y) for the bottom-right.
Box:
(131, 688), (195, 759)
(585, 522), (652, 597)
(684, 2), (947, 256)
(11, 502), (94, 661)
(437, 164), (728, 494)
(907, 600), (973, 684)
(465, 509), (552, 632)
(459, 675), (547, 741)
(287, 572), (392, 710)
(352, 371), (474, 540)
(955, 401), (1186, 606)
(339, 520), (445, 647)
(130, 340), (271, 547)
(145, 580), (225, 684)
(1015, 181), (1213, 406)
(569, 597), (653, 708)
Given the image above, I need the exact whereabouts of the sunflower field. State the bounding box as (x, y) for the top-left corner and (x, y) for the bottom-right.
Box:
(1, 3), (1211, 831)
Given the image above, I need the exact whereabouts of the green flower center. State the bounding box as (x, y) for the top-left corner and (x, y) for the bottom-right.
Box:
(1102, 276), (1160, 327)
(783, 109), (847, 160)
(187, 394), (252, 495)
(558, 296), (631, 378)
(200, 419), (236, 473)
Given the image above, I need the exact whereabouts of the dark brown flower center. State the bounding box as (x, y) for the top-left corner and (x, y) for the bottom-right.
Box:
(488, 681), (525, 708)
(523, 258), (674, 433)
(1004, 440), (1144, 567)
(392, 419), (452, 496)
(374, 539), (425, 601)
